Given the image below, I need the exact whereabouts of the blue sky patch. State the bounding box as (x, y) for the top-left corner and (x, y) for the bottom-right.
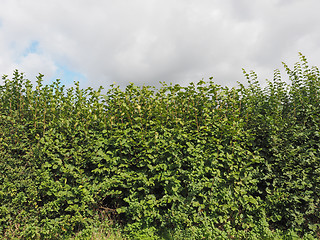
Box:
(52, 64), (87, 87)
(22, 41), (40, 57)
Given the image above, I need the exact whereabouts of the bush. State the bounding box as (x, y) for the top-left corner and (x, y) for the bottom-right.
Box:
(0, 53), (319, 239)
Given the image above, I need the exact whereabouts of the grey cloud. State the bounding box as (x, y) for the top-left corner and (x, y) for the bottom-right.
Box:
(1, 0), (320, 90)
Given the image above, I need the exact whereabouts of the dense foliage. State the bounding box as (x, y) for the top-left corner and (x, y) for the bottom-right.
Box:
(1, 53), (320, 239)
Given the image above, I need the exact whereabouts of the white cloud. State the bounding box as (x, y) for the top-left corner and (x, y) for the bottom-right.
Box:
(16, 53), (57, 82)
(1, 0), (320, 89)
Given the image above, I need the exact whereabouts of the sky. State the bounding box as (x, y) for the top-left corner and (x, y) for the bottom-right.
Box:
(1, 0), (320, 91)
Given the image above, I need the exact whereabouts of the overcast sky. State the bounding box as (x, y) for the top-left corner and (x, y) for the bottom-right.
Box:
(1, 0), (320, 90)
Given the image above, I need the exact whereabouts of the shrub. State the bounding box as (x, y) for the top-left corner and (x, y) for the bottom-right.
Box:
(0, 53), (319, 239)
